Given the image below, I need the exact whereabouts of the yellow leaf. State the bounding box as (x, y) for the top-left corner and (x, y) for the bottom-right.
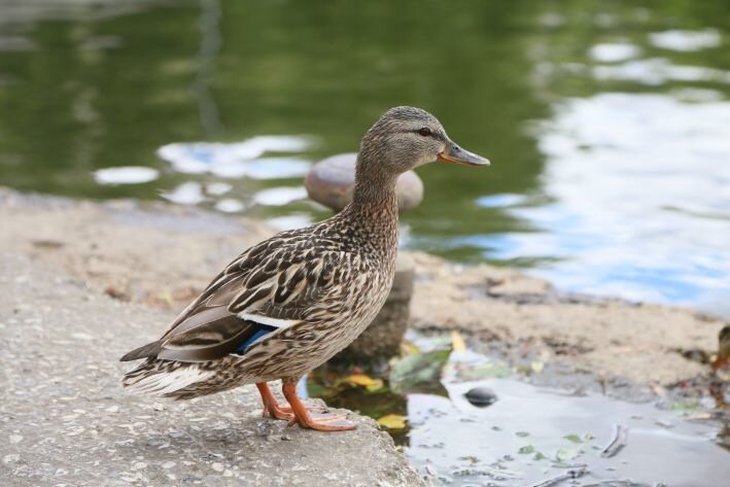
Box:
(344, 373), (382, 390)
(530, 361), (544, 374)
(451, 330), (466, 353)
(377, 414), (407, 429)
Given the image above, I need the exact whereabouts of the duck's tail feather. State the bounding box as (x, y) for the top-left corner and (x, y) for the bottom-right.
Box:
(120, 341), (162, 362)
(122, 360), (214, 398)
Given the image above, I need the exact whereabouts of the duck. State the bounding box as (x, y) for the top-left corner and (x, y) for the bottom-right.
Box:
(120, 106), (489, 431)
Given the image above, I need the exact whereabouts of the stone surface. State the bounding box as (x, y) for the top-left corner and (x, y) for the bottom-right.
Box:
(305, 153), (424, 212)
(0, 253), (423, 487)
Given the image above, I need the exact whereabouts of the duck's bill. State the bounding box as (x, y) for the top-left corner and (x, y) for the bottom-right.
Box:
(437, 142), (490, 166)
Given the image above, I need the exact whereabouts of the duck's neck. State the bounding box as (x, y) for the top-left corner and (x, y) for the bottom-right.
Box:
(339, 159), (399, 253)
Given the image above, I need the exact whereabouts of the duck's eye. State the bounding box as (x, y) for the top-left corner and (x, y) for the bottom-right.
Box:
(417, 127), (432, 137)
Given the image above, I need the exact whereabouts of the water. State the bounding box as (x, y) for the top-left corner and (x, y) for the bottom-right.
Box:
(408, 378), (730, 487)
(309, 333), (730, 486)
(1, 1), (729, 314)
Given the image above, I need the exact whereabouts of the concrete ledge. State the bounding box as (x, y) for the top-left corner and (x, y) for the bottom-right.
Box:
(0, 253), (422, 486)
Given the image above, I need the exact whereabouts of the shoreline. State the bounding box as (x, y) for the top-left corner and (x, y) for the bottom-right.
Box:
(1, 186), (723, 387)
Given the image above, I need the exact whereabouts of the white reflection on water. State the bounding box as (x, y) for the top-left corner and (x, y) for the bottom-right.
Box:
(93, 166), (159, 185)
(157, 136), (313, 175)
(588, 42), (641, 63)
(593, 58), (730, 85)
(649, 29), (722, 52)
(495, 93), (730, 312)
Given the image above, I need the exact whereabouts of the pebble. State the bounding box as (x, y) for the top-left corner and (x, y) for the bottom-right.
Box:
(464, 387), (498, 407)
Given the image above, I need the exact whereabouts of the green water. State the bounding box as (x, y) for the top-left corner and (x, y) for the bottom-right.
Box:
(1, 0), (730, 311)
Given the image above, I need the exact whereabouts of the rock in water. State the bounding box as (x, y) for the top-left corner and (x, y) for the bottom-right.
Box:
(305, 153), (424, 212)
(465, 387), (498, 407)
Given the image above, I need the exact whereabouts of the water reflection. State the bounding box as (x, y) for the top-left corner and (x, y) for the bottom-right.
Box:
(517, 93), (730, 309)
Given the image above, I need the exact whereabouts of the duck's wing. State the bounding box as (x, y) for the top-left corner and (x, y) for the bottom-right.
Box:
(121, 233), (344, 363)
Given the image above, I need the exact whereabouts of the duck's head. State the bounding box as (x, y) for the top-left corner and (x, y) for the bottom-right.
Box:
(359, 106), (489, 176)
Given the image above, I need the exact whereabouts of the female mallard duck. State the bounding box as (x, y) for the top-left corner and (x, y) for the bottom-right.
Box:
(121, 106), (489, 431)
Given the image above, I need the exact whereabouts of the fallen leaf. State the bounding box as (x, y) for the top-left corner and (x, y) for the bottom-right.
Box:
(451, 330), (466, 353)
(530, 361), (544, 374)
(564, 433), (583, 443)
(377, 414), (407, 430)
(389, 348), (451, 395)
(453, 362), (512, 381)
(343, 373), (383, 391)
(518, 445), (534, 454)
(555, 447), (580, 462)
(670, 399), (700, 411)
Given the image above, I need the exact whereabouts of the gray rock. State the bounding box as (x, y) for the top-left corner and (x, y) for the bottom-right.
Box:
(0, 254), (423, 487)
(305, 153), (424, 212)
(464, 387), (498, 407)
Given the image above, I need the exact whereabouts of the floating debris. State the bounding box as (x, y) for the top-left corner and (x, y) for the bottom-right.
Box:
(529, 466), (589, 487)
(377, 414), (407, 430)
(388, 348), (450, 395)
(601, 424), (628, 458)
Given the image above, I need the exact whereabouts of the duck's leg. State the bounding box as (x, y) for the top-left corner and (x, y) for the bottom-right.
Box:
(282, 381), (356, 432)
(256, 382), (294, 421)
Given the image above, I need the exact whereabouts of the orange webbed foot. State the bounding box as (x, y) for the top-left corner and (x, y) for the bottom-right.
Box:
(282, 382), (357, 432)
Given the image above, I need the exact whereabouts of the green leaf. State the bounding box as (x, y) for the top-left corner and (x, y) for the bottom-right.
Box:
(564, 433), (582, 443)
(555, 448), (580, 462)
(518, 445), (534, 454)
(389, 348), (451, 395)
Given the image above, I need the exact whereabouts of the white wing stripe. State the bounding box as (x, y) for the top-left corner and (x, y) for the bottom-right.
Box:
(239, 312), (298, 329)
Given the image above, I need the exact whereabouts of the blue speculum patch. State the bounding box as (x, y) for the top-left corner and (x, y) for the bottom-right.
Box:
(236, 324), (278, 354)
